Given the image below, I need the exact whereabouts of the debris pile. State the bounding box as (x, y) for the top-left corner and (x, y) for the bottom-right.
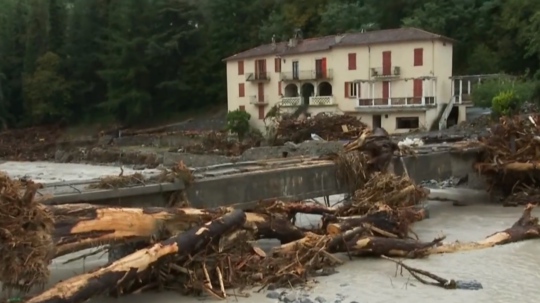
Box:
(3, 128), (540, 302)
(0, 173), (54, 292)
(0, 124), (65, 161)
(275, 113), (368, 143)
(181, 131), (261, 156)
(474, 114), (540, 201)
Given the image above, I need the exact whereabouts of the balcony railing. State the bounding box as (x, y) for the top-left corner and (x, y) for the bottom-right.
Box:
(357, 97), (435, 107)
(309, 96), (335, 106)
(249, 95), (269, 105)
(280, 97), (302, 107)
(280, 69), (333, 81)
(246, 72), (270, 82)
(370, 66), (401, 78)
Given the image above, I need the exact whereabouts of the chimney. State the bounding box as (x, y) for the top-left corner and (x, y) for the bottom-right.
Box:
(335, 34), (345, 44)
(271, 34), (276, 50)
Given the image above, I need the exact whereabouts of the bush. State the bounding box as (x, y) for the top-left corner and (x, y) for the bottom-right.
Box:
(225, 109), (251, 141)
(471, 79), (535, 108)
(491, 90), (519, 117)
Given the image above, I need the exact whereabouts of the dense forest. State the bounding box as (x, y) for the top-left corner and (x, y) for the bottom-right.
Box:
(0, 0), (539, 129)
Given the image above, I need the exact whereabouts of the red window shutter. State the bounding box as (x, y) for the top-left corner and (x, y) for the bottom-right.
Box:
(239, 105), (245, 111)
(413, 79), (422, 96)
(382, 51), (391, 75)
(275, 58), (281, 72)
(278, 81), (282, 95)
(238, 61), (244, 75)
(348, 53), (356, 70)
(414, 48), (423, 66)
(258, 107), (264, 119)
(239, 83), (245, 97)
(382, 81), (389, 99)
(344, 82), (350, 97)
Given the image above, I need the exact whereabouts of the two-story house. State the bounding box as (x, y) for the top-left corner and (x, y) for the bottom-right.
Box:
(224, 27), (466, 133)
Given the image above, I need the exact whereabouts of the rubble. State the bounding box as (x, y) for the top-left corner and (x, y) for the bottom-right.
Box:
(3, 127), (540, 302)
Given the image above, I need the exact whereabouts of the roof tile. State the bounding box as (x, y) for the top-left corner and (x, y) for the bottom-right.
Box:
(223, 28), (453, 61)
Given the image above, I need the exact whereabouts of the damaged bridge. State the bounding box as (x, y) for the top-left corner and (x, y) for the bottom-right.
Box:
(40, 146), (481, 208)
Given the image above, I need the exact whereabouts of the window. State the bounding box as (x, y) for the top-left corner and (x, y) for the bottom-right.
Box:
(414, 48), (423, 66)
(238, 61), (244, 75)
(239, 105), (245, 111)
(292, 61), (299, 79)
(255, 59), (266, 75)
(239, 83), (245, 97)
(396, 117), (420, 129)
(344, 82), (357, 98)
(274, 58), (281, 72)
(348, 53), (356, 70)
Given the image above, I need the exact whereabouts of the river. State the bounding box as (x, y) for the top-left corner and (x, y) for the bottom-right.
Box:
(1, 162), (539, 303)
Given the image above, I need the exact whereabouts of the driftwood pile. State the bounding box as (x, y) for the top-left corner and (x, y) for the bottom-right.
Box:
(275, 113), (368, 143)
(3, 127), (540, 302)
(473, 114), (540, 205)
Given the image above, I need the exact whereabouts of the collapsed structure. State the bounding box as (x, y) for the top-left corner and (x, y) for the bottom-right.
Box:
(1, 116), (540, 303)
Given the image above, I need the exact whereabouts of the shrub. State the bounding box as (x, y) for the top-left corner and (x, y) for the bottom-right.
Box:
(491, 90), (519, 117)
(225, 109), (251, 141)
(471, 78), (534, 108)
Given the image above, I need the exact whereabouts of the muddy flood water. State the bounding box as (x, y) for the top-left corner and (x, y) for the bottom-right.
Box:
(1, 162), (539, 303)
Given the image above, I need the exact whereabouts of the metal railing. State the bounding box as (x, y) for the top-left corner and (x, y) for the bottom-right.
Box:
(246, 72), (270, 81)
(357, 97), (435, 107)
(370, 66), (401, 78)
(249, 95), (269, 104)
(280, 69), (333, 81)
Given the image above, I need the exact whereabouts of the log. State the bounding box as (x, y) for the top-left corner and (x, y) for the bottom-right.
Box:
(244, 212), (305, 244)
(427, 203), (540, 254)
(51, 204), (231, 257)
(331, 204), (540, 258)
(474, 161), (540, 172)
(257, 200), (337, 216)
(24, 210), (247, 303)
(324, 208), (428, 237)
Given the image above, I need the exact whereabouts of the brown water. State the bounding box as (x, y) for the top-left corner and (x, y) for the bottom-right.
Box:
(3, 200), (540, 303)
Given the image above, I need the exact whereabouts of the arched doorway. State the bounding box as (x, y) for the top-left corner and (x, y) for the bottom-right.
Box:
(301, 83), (315, 105)
(318, 82), (332, 96)
(284, 84), (299, 97)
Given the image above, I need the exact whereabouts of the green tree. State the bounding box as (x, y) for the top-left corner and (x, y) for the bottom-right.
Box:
(22, 51), (71, 123)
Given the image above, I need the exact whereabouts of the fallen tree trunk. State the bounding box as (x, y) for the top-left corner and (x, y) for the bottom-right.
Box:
(473, 162), (540, 172)
(51, 204), (231, 257)
(277, 205), (540, 258)
(323, 207), (428, 237)
(24, 210), (246, 303)
(244, 212), (305, 244)
(428, 203), (540, 254)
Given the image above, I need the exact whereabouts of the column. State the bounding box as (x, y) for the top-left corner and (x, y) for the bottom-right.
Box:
(388, 81), (392, 105)
(458, 80), (463, 103)
(451, 79), (454, 97)
(421, 79), (425, 105)
(432, 79), (436, 104)
(467, 80), (471, 94)
(371, 82), (375, 106)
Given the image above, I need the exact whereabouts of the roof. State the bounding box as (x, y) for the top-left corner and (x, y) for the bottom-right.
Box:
(223, 27), (454, 62)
